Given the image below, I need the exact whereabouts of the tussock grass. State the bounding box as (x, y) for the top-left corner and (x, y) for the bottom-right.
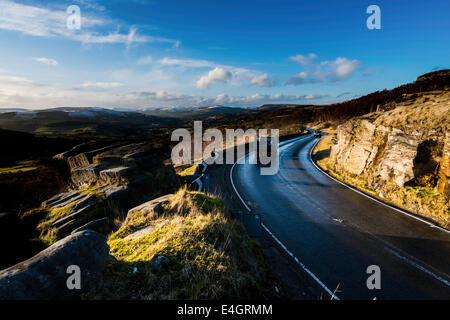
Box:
(86, 189), (284, 300)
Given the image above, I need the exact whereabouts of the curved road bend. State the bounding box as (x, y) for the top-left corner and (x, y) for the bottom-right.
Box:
(231, 134), (450, 299)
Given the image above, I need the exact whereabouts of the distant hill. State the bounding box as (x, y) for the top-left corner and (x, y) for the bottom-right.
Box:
(315, 69), (450, 122)
(140, 105), (247, 119)
(1, 70), (448, 137)
(0, 106), (251, 137)
(0, 107), (179, 138)
(0, 128), (78, 166)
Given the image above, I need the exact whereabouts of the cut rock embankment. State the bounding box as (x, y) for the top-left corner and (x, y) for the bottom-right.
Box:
(318, 90), (450, 227)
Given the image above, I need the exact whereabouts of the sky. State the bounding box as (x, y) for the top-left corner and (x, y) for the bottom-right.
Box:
(0, 0), (448, 109)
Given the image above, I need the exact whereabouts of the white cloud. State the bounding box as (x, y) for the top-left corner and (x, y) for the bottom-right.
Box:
(158, 57), (275, 89)
(250, 73), (273, 87)
(290, 53), (318, 65)
(326, 57), (360, 79)
(82, 82), (123, 88)
(0, 73), (328, 109)
(196, 67), (232, 89)
(0, 75), (45, 87)
(287, 54), (361, 85)
(32, 57), (58, 66)
(213, 93), (325, 105)
(137, 56), (153, 65)
(159, 57), (216, 68)
(0, 0), (178, 46)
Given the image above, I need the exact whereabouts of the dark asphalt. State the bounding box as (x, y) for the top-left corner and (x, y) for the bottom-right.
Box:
(231, 134), (450, 300)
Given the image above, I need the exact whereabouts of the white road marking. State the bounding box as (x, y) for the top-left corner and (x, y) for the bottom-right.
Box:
(229, 134), (340, 300)
(308, 137), (450, 235)
(309, 136), (450, 287)
(384, 247), (450, 287)
(261, 223), (340, 300)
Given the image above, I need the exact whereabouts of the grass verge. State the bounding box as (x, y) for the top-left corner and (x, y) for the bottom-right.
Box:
(84, 188), (287, 300)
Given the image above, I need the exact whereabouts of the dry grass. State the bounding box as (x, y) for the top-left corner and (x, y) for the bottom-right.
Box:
(86, 189), (285, 300)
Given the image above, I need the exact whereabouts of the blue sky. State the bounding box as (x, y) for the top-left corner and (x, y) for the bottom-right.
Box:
(0, 0), (448, 109)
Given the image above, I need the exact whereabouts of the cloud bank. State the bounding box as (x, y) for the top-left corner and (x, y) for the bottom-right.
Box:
(287, 53), (361, 85)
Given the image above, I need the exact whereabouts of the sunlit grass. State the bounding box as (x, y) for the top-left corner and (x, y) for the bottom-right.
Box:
(0, 160), (39, 175)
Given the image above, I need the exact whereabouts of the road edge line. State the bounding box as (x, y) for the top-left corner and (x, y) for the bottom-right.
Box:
(309, 137), (450, 235)
(229, 135), (341, 300)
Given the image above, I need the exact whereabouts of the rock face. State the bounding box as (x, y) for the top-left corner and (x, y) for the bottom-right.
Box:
(331, 120), (424, 189)
(438, 132), (450, 199)
(0, 230), (109, 300)
(330, 92), (450, 198)
(58, 141), (180, 193)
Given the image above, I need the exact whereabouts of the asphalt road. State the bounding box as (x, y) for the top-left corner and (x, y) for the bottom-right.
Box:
(230, 134), (450, 300)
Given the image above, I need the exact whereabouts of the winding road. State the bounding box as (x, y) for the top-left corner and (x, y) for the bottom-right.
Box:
(230, 134), (450, 299)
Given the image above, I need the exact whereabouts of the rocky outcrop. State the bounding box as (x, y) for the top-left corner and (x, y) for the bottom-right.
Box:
(57, 141), (180, 190)
(326, 90), (450, 227)
(71, 164), (104, 188)
(42, 192), (85, 208)
(67, 153), (90, 170)
(33, 141), (180, 242)
(71, 218), (117, 236)
(438, 132), (450, 199)
(126, 194), (174, 217)
(330, 92), (450, 198)
(331, 120), (424, 189)
(99, 167), (130, 182)
(0, 230), (109, 300)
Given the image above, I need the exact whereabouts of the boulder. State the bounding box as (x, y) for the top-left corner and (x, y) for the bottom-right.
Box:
(42, 192), (84, 209)
(126, 194), (174, 217)
(99, 167), (130, 182)
(100, 184), (129, 200)
(71, 218), (117, 236)
(0, 231), (109, 300)
(71, 194), (97, 212)
(51, 205), (96, 234)
(124, 225), (155, 239)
